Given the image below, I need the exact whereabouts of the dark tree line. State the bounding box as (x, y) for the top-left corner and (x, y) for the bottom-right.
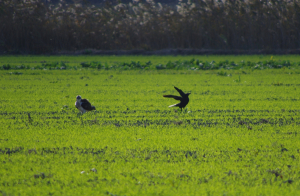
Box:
(0, 0), (300, 54)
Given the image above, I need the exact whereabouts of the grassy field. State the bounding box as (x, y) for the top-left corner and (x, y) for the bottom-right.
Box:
(0, 55), (300, 195)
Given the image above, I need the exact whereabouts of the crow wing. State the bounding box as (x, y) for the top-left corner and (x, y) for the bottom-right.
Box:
(81, 99), (93, 110)
(163, 95), (182, 100)
(174, 86), (185, 97)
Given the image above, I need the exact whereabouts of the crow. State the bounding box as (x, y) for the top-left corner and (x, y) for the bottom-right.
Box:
(75, 95), (96, 114)
(163, 86), (191, 111)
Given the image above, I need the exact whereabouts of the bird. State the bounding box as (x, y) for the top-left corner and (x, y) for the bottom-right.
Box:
(163, 86), (191, 111)
(75, 95), (96, 114)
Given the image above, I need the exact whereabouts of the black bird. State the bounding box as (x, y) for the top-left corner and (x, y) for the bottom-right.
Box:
(163, 86), (191, 111)
(75, 95), (96, 114)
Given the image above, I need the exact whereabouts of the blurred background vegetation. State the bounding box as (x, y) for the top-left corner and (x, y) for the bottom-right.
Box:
(1, 0), (300, 54)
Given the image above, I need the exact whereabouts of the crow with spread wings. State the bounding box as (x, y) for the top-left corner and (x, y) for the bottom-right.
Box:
(163, 86), (191, 111)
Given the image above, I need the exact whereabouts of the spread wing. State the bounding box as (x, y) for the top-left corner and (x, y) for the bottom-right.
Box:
(163, 95), (182, 100)
(174, 86), (185, 97)
(81, 99), (93, 110)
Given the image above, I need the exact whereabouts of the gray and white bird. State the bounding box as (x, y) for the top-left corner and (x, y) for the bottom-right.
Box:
(75, 95), (96, 114)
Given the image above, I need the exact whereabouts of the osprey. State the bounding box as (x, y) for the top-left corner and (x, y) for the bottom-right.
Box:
(163, 86), (191, 111)
(75, 95), (96, 114)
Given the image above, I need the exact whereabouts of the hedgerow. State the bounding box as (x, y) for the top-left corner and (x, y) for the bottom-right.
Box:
(1, 59), (299, 70)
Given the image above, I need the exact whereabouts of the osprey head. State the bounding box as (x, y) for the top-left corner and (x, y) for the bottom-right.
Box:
(76, 95), (82, 100)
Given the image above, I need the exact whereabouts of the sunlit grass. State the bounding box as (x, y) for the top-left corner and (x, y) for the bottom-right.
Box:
(0, 61), (299, 195)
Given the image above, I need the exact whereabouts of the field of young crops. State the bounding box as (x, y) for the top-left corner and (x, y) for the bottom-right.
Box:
(1, 55), (300, 195)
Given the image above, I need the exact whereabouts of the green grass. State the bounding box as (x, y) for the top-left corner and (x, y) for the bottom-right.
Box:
(1, 55), (300, 68)
(0, 56), (300, 195)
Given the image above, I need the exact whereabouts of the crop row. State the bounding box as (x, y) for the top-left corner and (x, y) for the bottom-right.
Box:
(2, 108), (299, 128)
(1, 59), (299, 71)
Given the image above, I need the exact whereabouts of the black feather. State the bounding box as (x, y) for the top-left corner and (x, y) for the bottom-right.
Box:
(163, 86), (190, 111)
(81, 99), (96, 111)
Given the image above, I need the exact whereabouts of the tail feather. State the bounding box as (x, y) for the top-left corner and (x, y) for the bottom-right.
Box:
(169, 103), (178, 108)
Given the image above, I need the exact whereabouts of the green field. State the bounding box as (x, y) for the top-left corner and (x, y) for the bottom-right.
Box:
(1, 55), (300, 195)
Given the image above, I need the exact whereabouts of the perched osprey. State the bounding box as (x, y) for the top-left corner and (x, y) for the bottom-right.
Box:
(163, 86), (191, 111)
(75, 95), (96, 114)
